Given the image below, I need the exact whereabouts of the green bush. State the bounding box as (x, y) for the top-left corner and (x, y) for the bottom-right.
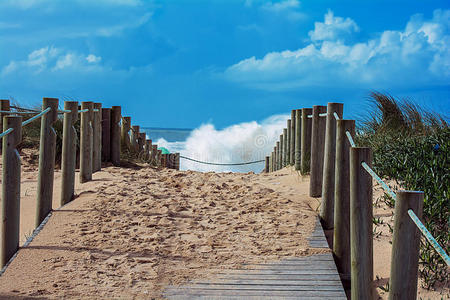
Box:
(358, 92), (449, 288)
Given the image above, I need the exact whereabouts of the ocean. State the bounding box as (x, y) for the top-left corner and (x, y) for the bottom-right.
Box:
(139, 115), (288, 173)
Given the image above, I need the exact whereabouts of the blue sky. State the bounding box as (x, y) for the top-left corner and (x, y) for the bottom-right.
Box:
(0, 0), (449, 129)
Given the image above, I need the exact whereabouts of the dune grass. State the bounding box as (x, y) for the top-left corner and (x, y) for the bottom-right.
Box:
(358, 92), (449, 288)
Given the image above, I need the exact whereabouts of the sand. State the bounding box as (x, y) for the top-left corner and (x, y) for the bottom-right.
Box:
(0, 149), (448, 299)
(0, 156), (322, 299)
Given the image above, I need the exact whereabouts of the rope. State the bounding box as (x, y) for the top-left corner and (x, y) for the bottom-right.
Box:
(333, 112), (340, 120)
(319, 112), (327, 117)
(9, 105), (40, 113)
(22, 107), (51, 127)
(346, 131), (356, 147)
(78, 109), (89, 113)
(0, 110), (39, 114)
(407, 209), (450, 266)
(0, 128), (13, 139)
(58, 109), (72, 114)
(361, 162), (397, 199)
(180, 155), (265, 166)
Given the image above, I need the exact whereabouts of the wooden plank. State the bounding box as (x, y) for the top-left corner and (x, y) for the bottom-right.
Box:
(170, 285), (344, 291)
(212, 274), (341, 281)
(208, 269), (339, 275)
(168, 296), (344, 300)
(189, 280), (343, 286)
(165, 289), (346, 297)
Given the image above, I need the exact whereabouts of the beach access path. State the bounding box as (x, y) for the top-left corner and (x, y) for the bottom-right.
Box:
(0, 158), (345, 299)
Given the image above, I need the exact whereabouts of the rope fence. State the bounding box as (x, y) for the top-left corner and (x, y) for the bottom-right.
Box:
(180, 155), (265, 166)
(0, 98), (178, 273)
(266, 103), (449, 299)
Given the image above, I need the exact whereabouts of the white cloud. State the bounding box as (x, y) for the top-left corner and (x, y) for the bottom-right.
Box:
(1, 46), (103, 75)
(309, 10), (359, 42)
(225, 9), (450, 90)
(86, 54), (102, 63)
(261, 0), (306, 22)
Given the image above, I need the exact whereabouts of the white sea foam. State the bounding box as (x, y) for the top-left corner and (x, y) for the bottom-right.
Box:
(156, 114), (289, 173)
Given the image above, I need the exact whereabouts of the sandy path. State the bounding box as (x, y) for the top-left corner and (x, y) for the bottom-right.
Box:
(0, 164), (321, 299)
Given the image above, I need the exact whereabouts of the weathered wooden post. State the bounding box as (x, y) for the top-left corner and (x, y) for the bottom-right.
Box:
(151, 145), (157, 165)
(301, 108), (312, 174)
(60, 101), (78, 206)
(0, 99), (10, 155)
(1, 115), (22, 268)
(286, 120), (291, 166)
(101, 108), (111, 162)
(36, 98), (58, 226)
(131, 125), (139, 153)
(277, 140), (281, 170)
(175, 153), (180, 170)
(333, 119), (355, 283)
(92, 103), (102, 172)
(144, 139), (150, 161)
(282, 129), (287, 167)
(290, 110), (296, 166)
(269, 153), (273, 172)
(389, 191), (424, 300)
(265, 156), (269, 173)
(309, 105), (327, 197)
(80, 101), (93, 183)
(110, 106), (121, 166)
(121, 116), (131, 151)
(279, 135), (284, 169)
(350, 147), (373, 300)
(294, 109), (301, 170)
(321, 102), (344, 228)
(273, 148), (276, 171)
(139, 132), (146, 154)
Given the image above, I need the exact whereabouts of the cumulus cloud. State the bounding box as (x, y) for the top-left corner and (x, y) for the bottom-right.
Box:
(309, 10), (359, 42)
(225, 9), (450, 90)
(157, 114), (289, 173)
(1, 46), (102, 75)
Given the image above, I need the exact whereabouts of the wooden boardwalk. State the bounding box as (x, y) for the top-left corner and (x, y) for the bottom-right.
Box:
(164, 219), (346, 299)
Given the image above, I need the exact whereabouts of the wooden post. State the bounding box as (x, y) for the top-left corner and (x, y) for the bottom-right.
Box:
(131, 125), (139, 153)
(121, 116), (131, 151)
(265, 156), (269, 173)
(279, 134), (284, 169)
(321, 102), (344, 228)
(36, 98), (58, 226)
(80, 101), (93, 183)
(333, 119), (355, 280)
(286, 120), (291, 166)
(157, 150), (162, 166)
(1, 115), (22, 268)
(0, 99), (10, 155)
(139, 132), (146, 154)
(276, 141), (281, 170)
(301, 108), (312, 174)
(151, 145), (157, 165)
(350, 147), (373, 300)
(309, 105), (327, 197)
(92, 103), (102, 172)
(101, 108), (111, 162)
(175, 153), (180, 170)
(60, 101), (78, 206)
(110, 106), (121, 166)
(389, 191), (424, 300)
(290, 110), (296, 166)
(269, 153), (273, 172)
(144, 139), (150, 161)
(294, 109), (301, 170)
(272, 148), (276, 171)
